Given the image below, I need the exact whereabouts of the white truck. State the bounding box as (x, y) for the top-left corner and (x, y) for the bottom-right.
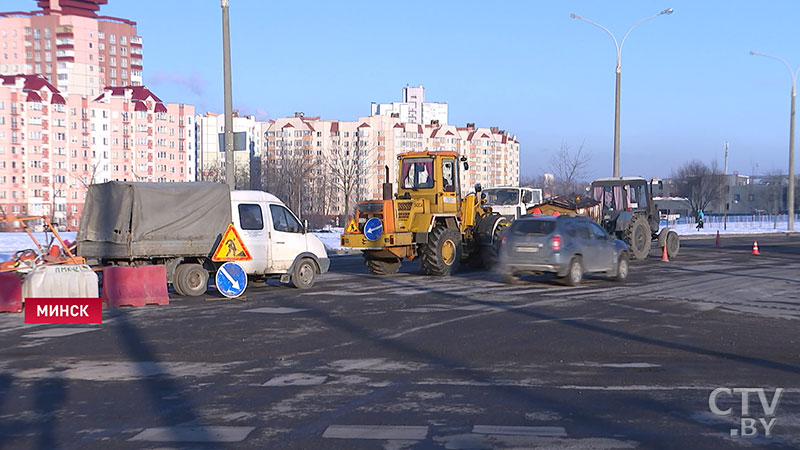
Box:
(482, 186), (543, 221)
(77, 182), (329, 296)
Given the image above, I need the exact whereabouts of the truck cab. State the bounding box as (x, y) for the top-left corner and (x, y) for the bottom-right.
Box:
(230, 191), (330, 288)
(482, 186), (543, 221)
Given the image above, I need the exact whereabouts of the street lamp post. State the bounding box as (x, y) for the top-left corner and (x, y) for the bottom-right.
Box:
(570, 9), (674, 178)
(749, 51), (798, 232)
(221, 0), (235, 189)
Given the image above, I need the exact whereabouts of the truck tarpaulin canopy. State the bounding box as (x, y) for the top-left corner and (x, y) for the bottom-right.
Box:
(77, 182), (232, 259)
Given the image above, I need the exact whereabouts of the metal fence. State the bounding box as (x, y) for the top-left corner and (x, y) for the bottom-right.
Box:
(660, 213), (800, 230)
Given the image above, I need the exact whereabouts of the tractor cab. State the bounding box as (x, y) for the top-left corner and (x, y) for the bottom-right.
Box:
(591, 177), (659, 235)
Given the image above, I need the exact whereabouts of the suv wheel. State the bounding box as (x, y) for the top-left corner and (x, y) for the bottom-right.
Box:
(565, 257), (583, 286)
(614, 253), (629, 282)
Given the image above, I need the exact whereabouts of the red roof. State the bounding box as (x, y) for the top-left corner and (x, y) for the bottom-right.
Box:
(418, 125), (423, 133)
(331, 122), (339, 132)
(305, 122), (315, 132)
(50, 93), (66, 105)
(393, 123), (404, 129)
(154, 103), (168, 113)
(445, 130), (454, 136)
(134, 101), (148, 112)
(26, 91), (42, 102)
(358, 122), (370, 128)
(282, 123), (294, 128)
(430, 129), (439, 138)
(467, 131), (476, 141)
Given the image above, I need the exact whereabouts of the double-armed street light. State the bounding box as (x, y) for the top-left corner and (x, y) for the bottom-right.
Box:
(570, 9), (674, 178)
(749, 51), (798, 232)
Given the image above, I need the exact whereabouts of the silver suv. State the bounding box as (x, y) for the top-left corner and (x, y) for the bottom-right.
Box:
(497, 215), (630, 286)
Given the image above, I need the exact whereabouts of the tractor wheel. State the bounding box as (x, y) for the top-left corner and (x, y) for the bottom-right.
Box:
(666, 231), (680, 259)
(364, 254), (402, 275)
(624, 215), (651, 260)
(420, 227), (462, 276)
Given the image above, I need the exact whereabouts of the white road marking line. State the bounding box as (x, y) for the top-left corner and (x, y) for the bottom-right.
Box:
(128, 426), (255, 442)
(243, 307), (307, 314)
(472, 425), (567, 437)
(323, 425), (429, 440)
(22, 327), (99, 338)
(262, 373), (328, 386)
(600, 363), (660, 368)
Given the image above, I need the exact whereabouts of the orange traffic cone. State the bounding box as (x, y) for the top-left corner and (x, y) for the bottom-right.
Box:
(661, 245), (670, 262)
(752, 241), (760, 255)
(715, 231), (721, 248)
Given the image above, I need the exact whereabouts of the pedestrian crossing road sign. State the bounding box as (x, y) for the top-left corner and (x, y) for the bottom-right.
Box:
(212, 224), (252, 262)
(346, 218), (358, 233)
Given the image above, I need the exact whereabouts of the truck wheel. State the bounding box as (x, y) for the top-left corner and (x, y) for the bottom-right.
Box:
(175, 263), (208, 297)
(291, 258), (316, 289)
(364, 255), (402, 275)
(666, 231), (680, 258)
(421, 227), (462, 276)
(172, 264), (188, 296)
(625, 215), (651, 260)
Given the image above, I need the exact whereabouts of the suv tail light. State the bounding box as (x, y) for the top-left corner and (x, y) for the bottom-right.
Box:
(551, 235), (562, 251)
(501, 233), (508, 247)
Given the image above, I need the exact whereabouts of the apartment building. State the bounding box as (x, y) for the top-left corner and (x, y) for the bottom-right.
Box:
(195, 112), (262, 186)
(371, 85), (449, 125)
(255, 113), (519, 222)
(0, 0), (143, 97)
(0, 74), (194, 231)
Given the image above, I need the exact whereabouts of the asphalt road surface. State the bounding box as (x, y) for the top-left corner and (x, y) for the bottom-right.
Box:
(1, 235), (799, 449)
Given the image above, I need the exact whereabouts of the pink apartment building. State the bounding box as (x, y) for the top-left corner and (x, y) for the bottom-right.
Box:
(0, 74), (194, 232)
(1, 0), (142, 98)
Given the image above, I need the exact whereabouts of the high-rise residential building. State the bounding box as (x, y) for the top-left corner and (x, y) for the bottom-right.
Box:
(255, 113), (519, 223)
(195, 112), (263, 187)
(0, 0), (143, 98)
(0, 74), (194, 231)
(371, 85), (449, 125)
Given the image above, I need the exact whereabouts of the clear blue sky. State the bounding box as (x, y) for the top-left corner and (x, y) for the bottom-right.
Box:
(6, 0), (800, 181)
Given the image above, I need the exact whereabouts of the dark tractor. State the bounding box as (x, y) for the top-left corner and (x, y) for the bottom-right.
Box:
(590, 177), (679, 260)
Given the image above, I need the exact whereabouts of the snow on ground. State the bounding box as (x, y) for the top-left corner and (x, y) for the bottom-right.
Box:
(665, 215), (800, 236)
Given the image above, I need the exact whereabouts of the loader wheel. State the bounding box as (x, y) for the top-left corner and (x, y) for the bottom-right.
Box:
(481, 223), (508, 269)
(421, 227), (462, 276)
(624, 215), (651, 260)
(364, 254), (402, 275)
(666, 231), (680, 259)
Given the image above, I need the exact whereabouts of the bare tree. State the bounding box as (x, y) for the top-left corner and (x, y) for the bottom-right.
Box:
(671, 160), (724, 216)
(324, 141), (375, 218)
(549, 141), (591, 196)
(261, 146), (308, 216)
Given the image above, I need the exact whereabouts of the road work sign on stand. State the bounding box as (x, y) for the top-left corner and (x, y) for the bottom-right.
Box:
(212, 224), (252, 262)
(346, 218), (358, 233)
(216, 262), (247, 298)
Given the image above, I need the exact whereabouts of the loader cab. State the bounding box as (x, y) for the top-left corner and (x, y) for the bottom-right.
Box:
(396, 151), (461, 214)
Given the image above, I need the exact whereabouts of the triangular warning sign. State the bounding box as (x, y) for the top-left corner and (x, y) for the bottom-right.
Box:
(346, 218), (358, 233)
(212, 224), (252, 261)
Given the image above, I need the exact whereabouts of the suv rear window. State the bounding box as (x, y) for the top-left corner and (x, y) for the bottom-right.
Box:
(511, 219), (556, 235)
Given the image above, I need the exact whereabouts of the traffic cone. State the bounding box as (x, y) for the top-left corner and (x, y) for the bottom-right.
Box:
(715, 231), (721, 248)
(752, 241), (760, 255)
(661, 245), (669, 262)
